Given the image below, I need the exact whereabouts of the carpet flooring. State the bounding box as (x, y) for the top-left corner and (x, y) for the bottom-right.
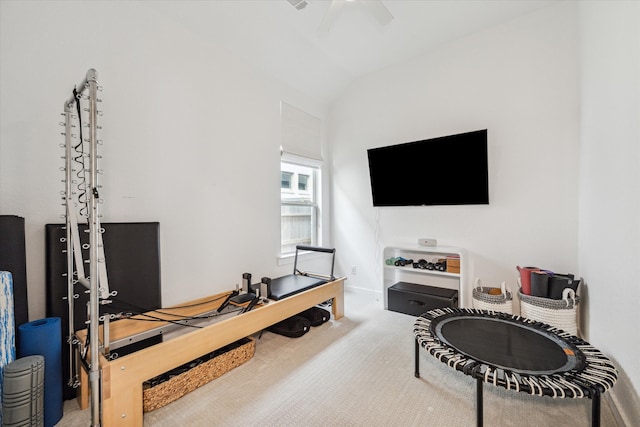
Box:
(57, 289), (618, 426)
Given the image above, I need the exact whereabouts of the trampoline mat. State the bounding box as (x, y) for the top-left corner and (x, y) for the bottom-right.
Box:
(414, 308), (617, 399)
(434, 315), (579, 375)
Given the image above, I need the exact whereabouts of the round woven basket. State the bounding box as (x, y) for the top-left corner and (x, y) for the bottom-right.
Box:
(472, 279), (513, 314)
(519, 288), (579, 336)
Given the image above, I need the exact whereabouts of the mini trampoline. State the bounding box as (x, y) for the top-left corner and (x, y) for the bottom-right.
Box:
(413, 308), (617, 427)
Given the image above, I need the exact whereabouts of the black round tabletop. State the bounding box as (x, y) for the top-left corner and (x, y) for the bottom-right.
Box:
(414, 308), (617, 400)
(434, 315), (579, 375)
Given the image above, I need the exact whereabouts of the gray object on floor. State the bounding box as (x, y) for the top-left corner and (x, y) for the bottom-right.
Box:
(2, 355), (45, 427)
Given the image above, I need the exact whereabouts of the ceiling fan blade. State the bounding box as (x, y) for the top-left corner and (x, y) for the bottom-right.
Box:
(318, 0), (345, 32)
(363, 0), (394, 26)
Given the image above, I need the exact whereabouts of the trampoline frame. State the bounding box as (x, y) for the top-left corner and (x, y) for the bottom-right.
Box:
(413, 307), (617, 427)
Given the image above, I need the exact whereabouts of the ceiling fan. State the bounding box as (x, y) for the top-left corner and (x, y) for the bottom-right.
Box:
(286, 0), (394, 32)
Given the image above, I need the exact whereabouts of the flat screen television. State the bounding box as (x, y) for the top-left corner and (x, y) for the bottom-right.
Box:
(367, 129), (489, 207)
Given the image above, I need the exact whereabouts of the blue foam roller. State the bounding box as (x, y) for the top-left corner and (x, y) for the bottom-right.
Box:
(1, 271), (17, 426)
(18, 317), (63, 427)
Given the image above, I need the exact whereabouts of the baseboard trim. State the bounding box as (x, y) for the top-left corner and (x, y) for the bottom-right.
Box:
(605, 369), (640, 427)
(345, 284), (383, 300)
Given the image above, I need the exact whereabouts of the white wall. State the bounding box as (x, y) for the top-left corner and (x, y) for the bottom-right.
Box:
(0, 1), (330, 318)
(579, 1), (640, 423)
(330, 2), (580, 299)
(2, 0), (637, 420)
(330, 0), (639, 420)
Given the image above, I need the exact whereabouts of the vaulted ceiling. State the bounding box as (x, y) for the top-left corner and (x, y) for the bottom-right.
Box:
(150, 0), (559, 103)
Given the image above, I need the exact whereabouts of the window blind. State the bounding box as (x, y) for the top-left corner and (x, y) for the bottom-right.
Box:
(280, 102), (322, 162)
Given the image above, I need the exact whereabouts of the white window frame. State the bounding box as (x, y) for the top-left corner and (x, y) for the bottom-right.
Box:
(298, 173), (310, 192)
(281, 171), (293, 191)
(280, 154), (322, 257)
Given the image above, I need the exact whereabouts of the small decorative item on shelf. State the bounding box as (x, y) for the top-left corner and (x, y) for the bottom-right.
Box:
(412, 259), (431, 269)
(386, 257), (413, 266)
(472, 278), (513, 314)
(446, 255), (460, 273)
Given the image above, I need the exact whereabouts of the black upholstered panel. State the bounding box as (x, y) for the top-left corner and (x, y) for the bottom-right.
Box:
(45, 222), (162, 399)
(268, 274), (327, 301)
(0, 215), (29, 341)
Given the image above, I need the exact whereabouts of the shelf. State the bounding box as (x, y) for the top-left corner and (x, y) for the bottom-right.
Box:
(383, 264), (459, 278)
(383, 245), (468, 309)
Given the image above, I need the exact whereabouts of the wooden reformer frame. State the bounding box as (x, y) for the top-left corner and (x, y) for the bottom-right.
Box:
(75, 278), (344, 426)
(62, 70), (344, 426)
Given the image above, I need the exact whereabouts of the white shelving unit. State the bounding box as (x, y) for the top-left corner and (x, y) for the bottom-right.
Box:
(383, 245), (468, 309)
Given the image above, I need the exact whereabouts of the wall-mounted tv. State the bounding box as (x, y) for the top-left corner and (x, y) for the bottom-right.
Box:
(367, 129), (489, 207)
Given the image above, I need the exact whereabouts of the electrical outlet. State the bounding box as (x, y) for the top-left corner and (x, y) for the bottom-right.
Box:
(351, 265), (357, 275)
(418, 238), (437, 247)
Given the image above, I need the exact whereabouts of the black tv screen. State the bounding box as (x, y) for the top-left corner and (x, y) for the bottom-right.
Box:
(367, 129), (489, 207)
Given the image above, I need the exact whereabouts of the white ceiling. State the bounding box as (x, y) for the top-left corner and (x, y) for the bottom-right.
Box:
(150, 0), (559, 103)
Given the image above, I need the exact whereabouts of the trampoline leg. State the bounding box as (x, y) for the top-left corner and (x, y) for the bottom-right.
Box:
(476, 378), (483, 427)
(592, 391), (600, 427)
(414, 338), (420, 378)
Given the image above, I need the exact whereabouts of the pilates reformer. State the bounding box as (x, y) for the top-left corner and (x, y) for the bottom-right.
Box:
(74, 277), (344, 426)
(413, 308), (617, 427)
(59, 70), (345, 426)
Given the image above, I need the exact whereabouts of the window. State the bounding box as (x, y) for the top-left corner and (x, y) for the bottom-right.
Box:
(280, 161), (320, 255)
(298, 174), (309, 192)
(281, 171), (293, 190)
(279, 101), (322, 256)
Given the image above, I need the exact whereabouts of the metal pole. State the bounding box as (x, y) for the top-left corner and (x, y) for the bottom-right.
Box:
(62, 68), (102, 426)
(414, 338), (420, 378)
(476, 378), (483, 427)
(87, 70), (101, 427)
(64, 104), (77, 391)
(592, 391), (601, 427)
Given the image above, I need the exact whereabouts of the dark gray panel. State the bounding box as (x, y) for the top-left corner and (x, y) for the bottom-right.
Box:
(0, 215), (29, 333)
(45, 222), (162, 399)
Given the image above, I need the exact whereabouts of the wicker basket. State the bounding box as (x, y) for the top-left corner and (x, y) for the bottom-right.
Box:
(472, 278), (513, 314)
(519, 288), (579, 336)
(142, 337), (255, 412)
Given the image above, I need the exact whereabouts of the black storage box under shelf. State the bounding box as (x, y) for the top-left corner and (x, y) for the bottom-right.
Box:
(388, 282), (458, 316)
